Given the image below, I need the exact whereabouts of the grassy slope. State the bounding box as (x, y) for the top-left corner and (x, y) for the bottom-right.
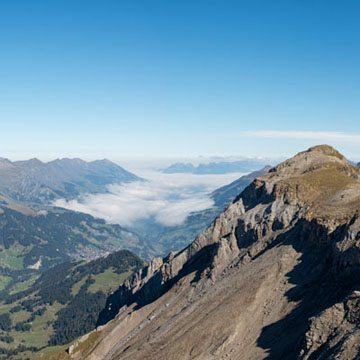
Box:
(0, 205), (149, 300)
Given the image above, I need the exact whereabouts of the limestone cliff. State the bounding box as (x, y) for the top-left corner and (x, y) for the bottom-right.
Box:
(68, 145), (360, 360)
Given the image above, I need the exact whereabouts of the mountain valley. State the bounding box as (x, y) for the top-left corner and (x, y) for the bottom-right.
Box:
(133, 167), (271, 255)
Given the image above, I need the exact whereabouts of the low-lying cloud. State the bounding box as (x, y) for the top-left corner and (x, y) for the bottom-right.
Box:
(53, 171), (244, 227)
(242, 130), (360, 143)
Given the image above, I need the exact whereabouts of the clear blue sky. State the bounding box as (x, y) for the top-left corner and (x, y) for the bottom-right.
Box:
(1, 0), (359, 161)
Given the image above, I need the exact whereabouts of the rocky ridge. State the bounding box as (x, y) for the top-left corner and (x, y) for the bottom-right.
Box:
(67, 145), (360, 360)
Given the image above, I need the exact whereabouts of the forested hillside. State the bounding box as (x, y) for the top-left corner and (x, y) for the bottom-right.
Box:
(0, 250), (144, 359)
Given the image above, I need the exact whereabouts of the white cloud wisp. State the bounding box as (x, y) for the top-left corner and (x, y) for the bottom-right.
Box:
(242, 130), (360, 143)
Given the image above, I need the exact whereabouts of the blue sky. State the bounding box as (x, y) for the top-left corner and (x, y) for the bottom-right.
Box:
(1, 0), (360, 161)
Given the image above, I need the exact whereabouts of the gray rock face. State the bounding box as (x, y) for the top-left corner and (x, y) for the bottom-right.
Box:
(301, 291), (360, 359)
(69, 145), (360, 360)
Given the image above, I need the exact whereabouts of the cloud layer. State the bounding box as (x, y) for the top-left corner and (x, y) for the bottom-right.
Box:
(242, 130), (360, 143)
(53, 171), (244, 227)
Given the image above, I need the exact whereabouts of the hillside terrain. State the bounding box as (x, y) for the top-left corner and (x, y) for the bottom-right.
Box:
(63, 145), (360, 360)
(0, 198), (151, 341)
(0, 157), (140, 204)
(0, 250), (144, 360)
(0, 203), (146, 274)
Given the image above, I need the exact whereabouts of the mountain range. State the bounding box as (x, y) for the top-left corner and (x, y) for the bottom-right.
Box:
(161, 159), (272, 174)
(62, 145), (360, 360)
(1, 148), (360, 359)
(0, 157), (140, 204)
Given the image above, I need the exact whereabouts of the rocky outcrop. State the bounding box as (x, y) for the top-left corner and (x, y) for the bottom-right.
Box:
(69, 145), (360, 360)
(300, 291), (360, 359)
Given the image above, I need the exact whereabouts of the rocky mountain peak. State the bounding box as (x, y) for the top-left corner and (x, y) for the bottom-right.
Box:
(18, 157), (44, 165)
(306, 144), (346, 159)
(268, 144), (353, 178)
(238, 145), (360, 223)
(50, 157), (87, 165)
(0, 157), (14, 169)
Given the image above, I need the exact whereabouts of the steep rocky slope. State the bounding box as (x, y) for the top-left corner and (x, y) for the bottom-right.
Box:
(66, 145), (360, 360)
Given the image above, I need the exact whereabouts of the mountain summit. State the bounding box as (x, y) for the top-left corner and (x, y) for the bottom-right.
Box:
(62, 145), (360, 360)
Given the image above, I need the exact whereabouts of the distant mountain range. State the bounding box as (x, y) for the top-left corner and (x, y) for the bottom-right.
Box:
(161, 159), (271, 174)
(0, 157), (141, 204)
